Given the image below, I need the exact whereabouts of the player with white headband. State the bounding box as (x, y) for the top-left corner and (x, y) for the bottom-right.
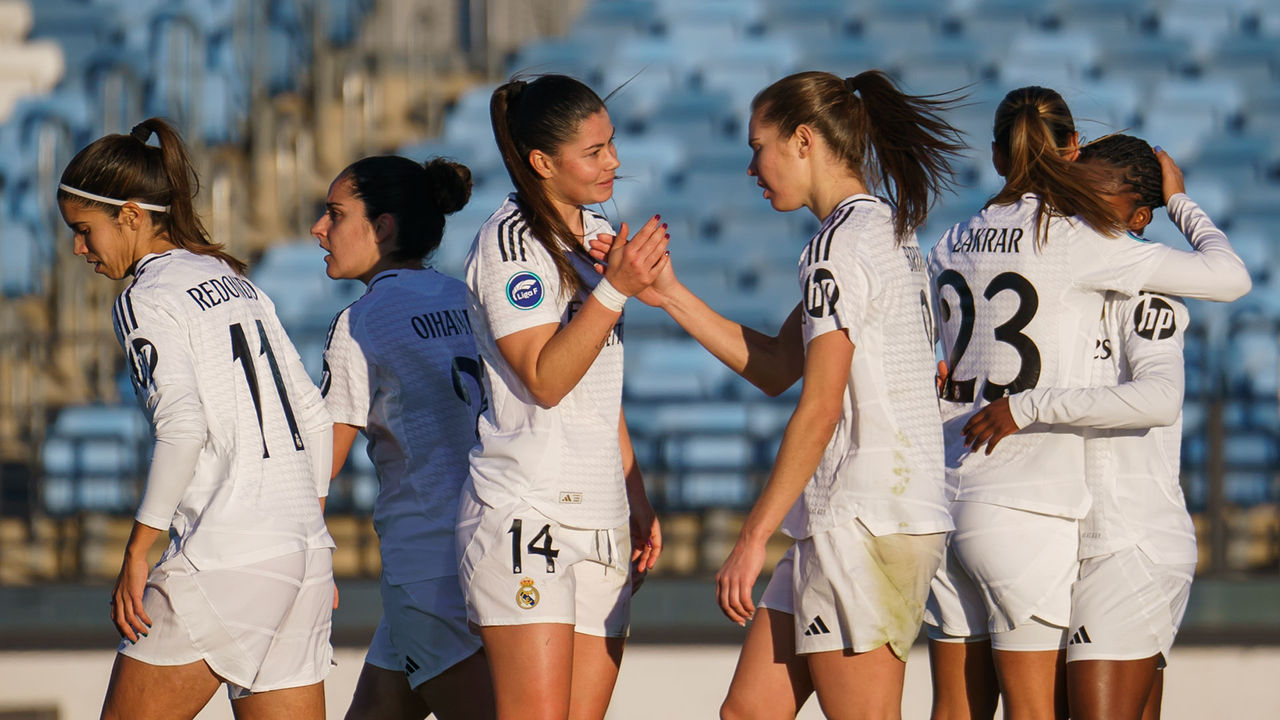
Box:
(925, 88), (1249, 720)
(59, 118), (336, 720)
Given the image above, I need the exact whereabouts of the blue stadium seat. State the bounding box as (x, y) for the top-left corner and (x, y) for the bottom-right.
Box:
(671, 471), (754, 508)
(1097, 34), (1188, 85)
(0, 220), (40, 296)
(760, 0), (852, 40)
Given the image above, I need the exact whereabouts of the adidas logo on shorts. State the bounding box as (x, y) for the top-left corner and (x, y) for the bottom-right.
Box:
(405, 656), (421, 676)
(1068, 626), (1093, 645)
(803, 615), (832, 637)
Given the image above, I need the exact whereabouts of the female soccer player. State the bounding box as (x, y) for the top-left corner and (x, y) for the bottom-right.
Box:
(459, 74), (667, 720)
(313, 155), (495, 720)
(597, 68), (967, 718)
(59, 119), (335, 720)
(963, 135), (1201, 720)
(925, 88), (1249, 720)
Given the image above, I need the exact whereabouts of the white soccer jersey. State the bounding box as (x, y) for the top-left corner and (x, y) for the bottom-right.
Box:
(1009, 291), (1196, 565)
(463, 194), (627, 529)
(785, 195), (951, 539)
(113, 250), (334, 570)
(321, 268), (484, 584)
(927, 193), (1247, 517)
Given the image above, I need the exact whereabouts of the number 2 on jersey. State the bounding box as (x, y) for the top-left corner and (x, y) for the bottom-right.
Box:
(936, 270), (1041, 403)
(509, 519), (560, 574)
(230, 320), (305, 458)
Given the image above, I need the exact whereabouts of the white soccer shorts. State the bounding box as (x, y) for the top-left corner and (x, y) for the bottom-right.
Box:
(924, 501), (1077, 651)
(758, 517), (944, 661)
(1066, 547), (1194, 667)
(119, 548), (334, 699)
(365, 575), (484, 690)
(457, 488), (630, 637)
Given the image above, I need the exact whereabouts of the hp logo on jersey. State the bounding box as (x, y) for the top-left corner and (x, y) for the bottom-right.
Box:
(804, 268), (840, 318)
(1133, 295), (1177, 340)
(506, 271), (544, 310)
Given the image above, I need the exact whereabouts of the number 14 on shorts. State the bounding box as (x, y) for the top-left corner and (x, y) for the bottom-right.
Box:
(509, 519), (560, 573)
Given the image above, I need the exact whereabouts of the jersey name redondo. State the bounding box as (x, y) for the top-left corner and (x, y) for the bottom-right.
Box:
(787, 195), (951, 539)
(114, 251), (334, 571)
(464, 195), (627, 529)
(321, 268), (484, 584)
(928, 194), (1181, 518)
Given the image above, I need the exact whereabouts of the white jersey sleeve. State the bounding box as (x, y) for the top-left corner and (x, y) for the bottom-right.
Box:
(1008, 294), (1187, 430)
(471, 205), (564, 340)
(1069, 194), (1249, 301)
(116, 290), (206, 529)
(800, 223), (876, 347)
(321, 306), (371, 428)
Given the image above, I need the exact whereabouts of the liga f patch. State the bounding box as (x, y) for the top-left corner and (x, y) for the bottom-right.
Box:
(506, 271), (544, 310)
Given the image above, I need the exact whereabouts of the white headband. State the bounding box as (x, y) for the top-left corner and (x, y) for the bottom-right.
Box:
(58, 183), (170, 213)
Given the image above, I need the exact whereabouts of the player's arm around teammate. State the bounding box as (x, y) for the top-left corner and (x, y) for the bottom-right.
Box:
(60, 119), (335, 720)
(924, 89), (1249, 720)
(963, 135), (1200, 720)
(312, 155), (497, 720)
(461, 74), (667, 720)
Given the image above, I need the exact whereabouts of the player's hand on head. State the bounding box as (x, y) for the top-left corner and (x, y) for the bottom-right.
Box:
(714, 535), (766, 626)
(962, 397), (1019, 455)
(110, 552), (153, 642)
(1154, 146), (1186, 203)
(603, 214), (670, 297)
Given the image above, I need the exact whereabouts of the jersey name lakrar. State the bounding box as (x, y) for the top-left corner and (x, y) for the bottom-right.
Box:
(927, 193), (1243, 517)
(464, 195), (626, 529)
(322, 268), (484, 584)
(114, 251), (333, 570)
(787, 195), (950, 539)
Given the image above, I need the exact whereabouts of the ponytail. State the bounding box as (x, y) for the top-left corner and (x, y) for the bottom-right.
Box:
(342, 155), (473, 263)
(58, 117), (246, 275)
(988, 87), (1124, 247)
(491, 75), (607, 297)
(846, 71), (966, 242)
(752, 70), (965, 244)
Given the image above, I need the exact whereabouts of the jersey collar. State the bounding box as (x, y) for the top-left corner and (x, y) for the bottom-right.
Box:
(367, 269), (402, 289)
(132, 251), (173, 278)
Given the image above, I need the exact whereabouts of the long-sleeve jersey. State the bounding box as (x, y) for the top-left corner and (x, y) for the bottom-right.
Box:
(1009, 290), (1197, 565)
(927, 193), (1248, 518)
(114, 250), (334, 571)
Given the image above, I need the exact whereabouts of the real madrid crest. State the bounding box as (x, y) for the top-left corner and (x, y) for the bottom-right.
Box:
(516, 577), (539, 610)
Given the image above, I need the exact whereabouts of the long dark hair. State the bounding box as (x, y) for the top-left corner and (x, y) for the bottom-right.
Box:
(342, 155), (473, 263)
(58, 117), (245, 274)
(987, 87), (1124, 246)
(1078, 134), (1165, 211)
(751, 69), (966, 244)
(491, 74), (606, 296)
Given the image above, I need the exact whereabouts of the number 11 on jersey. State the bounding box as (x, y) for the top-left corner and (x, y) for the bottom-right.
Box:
(230, 320), (305, 458)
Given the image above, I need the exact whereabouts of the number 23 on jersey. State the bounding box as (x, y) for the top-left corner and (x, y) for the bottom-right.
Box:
(935, 270), (1042, 403)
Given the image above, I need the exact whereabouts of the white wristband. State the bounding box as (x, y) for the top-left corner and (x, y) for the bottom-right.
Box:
(591, 276), (628, 312)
